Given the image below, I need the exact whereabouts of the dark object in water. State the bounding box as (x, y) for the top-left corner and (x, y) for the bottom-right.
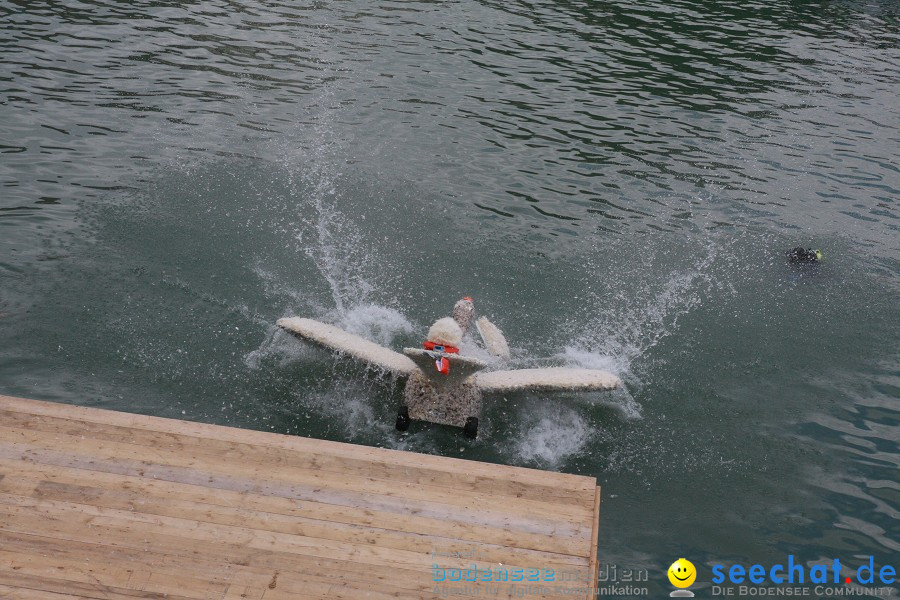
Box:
(786, 247), (822, 264)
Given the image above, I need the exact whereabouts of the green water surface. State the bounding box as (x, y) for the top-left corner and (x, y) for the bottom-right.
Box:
(1, 0), (898, 596)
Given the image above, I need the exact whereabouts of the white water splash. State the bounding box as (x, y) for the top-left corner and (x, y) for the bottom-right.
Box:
(244, 326), (313, 370)
(560, 346), (622, 373)
(508, 404), (594, 469)
(249, 85), (745, 464)
(567, 233), (730, 382)
(245, 304), (415, 370)
(279, 82), (393, 315)
(251, 264), (322, 313)
(308, 383), (384, 439)
(336, 304), (415, 346)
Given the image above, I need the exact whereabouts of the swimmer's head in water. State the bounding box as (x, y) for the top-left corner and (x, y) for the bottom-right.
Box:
(787, 247), (822, 264)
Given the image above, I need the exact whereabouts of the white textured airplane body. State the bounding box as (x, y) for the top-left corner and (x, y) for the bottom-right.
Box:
(277, 298), (620, 439)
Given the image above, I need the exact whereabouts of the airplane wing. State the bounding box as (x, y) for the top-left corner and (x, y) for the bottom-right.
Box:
(474, 316), (510, 359)
(472, 367), (620, 393)
(277, 317), (418, 376)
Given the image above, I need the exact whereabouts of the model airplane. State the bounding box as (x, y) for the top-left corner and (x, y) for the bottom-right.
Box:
(277, 297), (620, 439)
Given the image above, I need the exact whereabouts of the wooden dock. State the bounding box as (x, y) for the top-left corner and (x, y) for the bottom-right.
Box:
(0, 395), (601, 599)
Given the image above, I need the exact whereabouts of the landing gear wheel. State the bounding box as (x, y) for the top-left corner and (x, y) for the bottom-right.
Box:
(463, 417), (478, 440)
(396, 406), (410, 432)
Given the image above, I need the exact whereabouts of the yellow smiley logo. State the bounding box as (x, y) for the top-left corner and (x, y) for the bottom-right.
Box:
(668, 558), (697, 588)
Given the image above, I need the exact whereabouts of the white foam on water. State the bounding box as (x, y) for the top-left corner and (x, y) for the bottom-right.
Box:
(506, 403), (594, 469)
(322, 389), (380, 439)
(293, 377), (388, 441)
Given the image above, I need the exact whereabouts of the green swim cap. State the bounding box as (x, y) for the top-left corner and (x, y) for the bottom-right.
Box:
(815, 249), (823, 260)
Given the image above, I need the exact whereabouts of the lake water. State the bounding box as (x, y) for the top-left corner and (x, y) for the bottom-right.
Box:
(1, 0), (898, 596)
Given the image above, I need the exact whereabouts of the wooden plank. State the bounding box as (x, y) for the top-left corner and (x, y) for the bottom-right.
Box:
(0, 547), (227, 599)
(0, 583), (85, 600)
(0, 528), (429, 594)
(0, 496), (586, 574)
(0, 407), (590, 506)
(589, 486), (602, 600)
(0, 457), (581, 555)
(0, 395), (601, 600)
(0, 395), (592, 492)
(0, 535), (434, 600)
(0, 428), (592, 536)
(0, 486), (590, 598)
(0, 532), (574, 600)
(0, 474), (584, 568)
(0, 412), (593, 516)
(0, 446), (587, 550)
